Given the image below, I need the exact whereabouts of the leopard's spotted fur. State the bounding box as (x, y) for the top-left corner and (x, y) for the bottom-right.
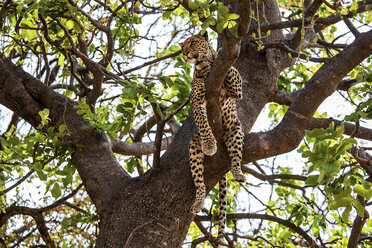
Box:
(180, 33), (246, 245)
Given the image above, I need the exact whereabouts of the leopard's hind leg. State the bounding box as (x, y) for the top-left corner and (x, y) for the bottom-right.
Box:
(217, 174), (227, 247)
(224, 120), (246, 182)
(189, 131), (206, 214)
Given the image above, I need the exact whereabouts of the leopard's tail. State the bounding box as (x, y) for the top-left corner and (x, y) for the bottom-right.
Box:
(217, 174), (227, 247)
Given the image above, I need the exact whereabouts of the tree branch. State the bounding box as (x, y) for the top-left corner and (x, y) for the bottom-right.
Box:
(242, 29), (372, 163)
(0, 206), (56, 248)
(122, 51), (181, 75)
(0, 56), (129, 214)
(40, 184), (83, 212)
(110, 136), (174, 156)
(241, 164), (307, 181)
(309, 118), (372, 141)
(289, 0), (323, 48)
(264, 42), (328, 62)
(343, 18), (361, 38)
(194, 213), (319, 248)
(205, 1), (251, 143)
(347, 196), (369, 248)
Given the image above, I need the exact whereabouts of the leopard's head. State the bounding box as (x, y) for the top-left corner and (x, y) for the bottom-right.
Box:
(179, 32), (212, 64)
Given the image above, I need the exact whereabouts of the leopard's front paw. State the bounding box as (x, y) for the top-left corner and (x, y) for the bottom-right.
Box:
(191, 198), (205, 215)
(232, 172), (246, 183)
(201, 136), (217, 156)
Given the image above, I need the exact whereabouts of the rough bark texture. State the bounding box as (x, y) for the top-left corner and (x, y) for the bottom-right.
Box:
(1, 0), (372, 247)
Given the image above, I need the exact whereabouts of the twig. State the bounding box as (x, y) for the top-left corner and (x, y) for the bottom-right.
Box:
(350, 120), (360, 138)
(41, 184), (83, 212)
(163, 97), (190, 123)
(252, 161), (266, 175)
(1, 169), (35, 195)
(0, 0), (12, 30)
(1, 152), (60, 195)
(264, 42), (328, 63)
(194, 213), (320, 248)
(343, 18), (361, 38)
(62, 201), (87, 214)
(149, 102), (164, 168)
(122, 50), (181, 75)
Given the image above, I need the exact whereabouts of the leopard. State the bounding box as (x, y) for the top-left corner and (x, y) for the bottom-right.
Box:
(180, 32), (246, 245)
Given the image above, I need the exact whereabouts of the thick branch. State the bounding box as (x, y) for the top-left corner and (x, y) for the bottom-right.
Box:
(290, 0), (323, 48)
(110, 136), (173, 156)
(348, 196), (369, 248)
(242, 29), (372, 163)
(0, 56), (129, 213)
(0, 206), (56, 248)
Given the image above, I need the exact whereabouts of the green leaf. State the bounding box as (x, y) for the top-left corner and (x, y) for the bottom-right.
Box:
(323, 161), (340, 174)
(366, 11), (372, 24)
(228, 21), (239, 38)
(107, 130), (118, 139)
(32, 162), (43, 172)
(336, 142), (352, 156)
(342, 137), (357, 145)
(195, 0), (209, 7)
(65, 20), (74, 30)
(188, 0), (197, 9)
(58, 54), (65, 66)
(36, 170), (47, 181)
(350, 2), (359, 14)
(126, 157), (139, 173)
(345, 112), (361, 122)
(162, 11), (172, 20)
(39, 108), (50, 119)
(279, 228), (291, 241)
(353, 198), (365, 218)
(59, 124), (67, 134)
(335, 123), (345, 137)
(340, 8), (349, 15)
(342, 205), (352, 222)
(217, 4), (229, 16)
(227, 13), (239, 20)
(116, 104), (126, 114)
(216, 21), (226, 33)
(330, 196), (353, 210)
(159, 76), (173, 88)
(268, 103), (278, 111)
(63, 174), (72, 187)
(365, 74), (372, 82)
(51, 183), (61, 199)
(16, 3), (24, 12)
(354, 184), (372, 200)
(122, 87), (137, 100)
(305, 175), (319, 185)
(312, 221), (319, 238)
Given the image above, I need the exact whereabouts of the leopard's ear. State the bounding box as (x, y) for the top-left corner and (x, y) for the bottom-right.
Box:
(198, 31), (208, 41)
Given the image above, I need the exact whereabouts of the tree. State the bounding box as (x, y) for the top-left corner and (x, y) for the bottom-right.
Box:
(0, 0), (372, 247)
